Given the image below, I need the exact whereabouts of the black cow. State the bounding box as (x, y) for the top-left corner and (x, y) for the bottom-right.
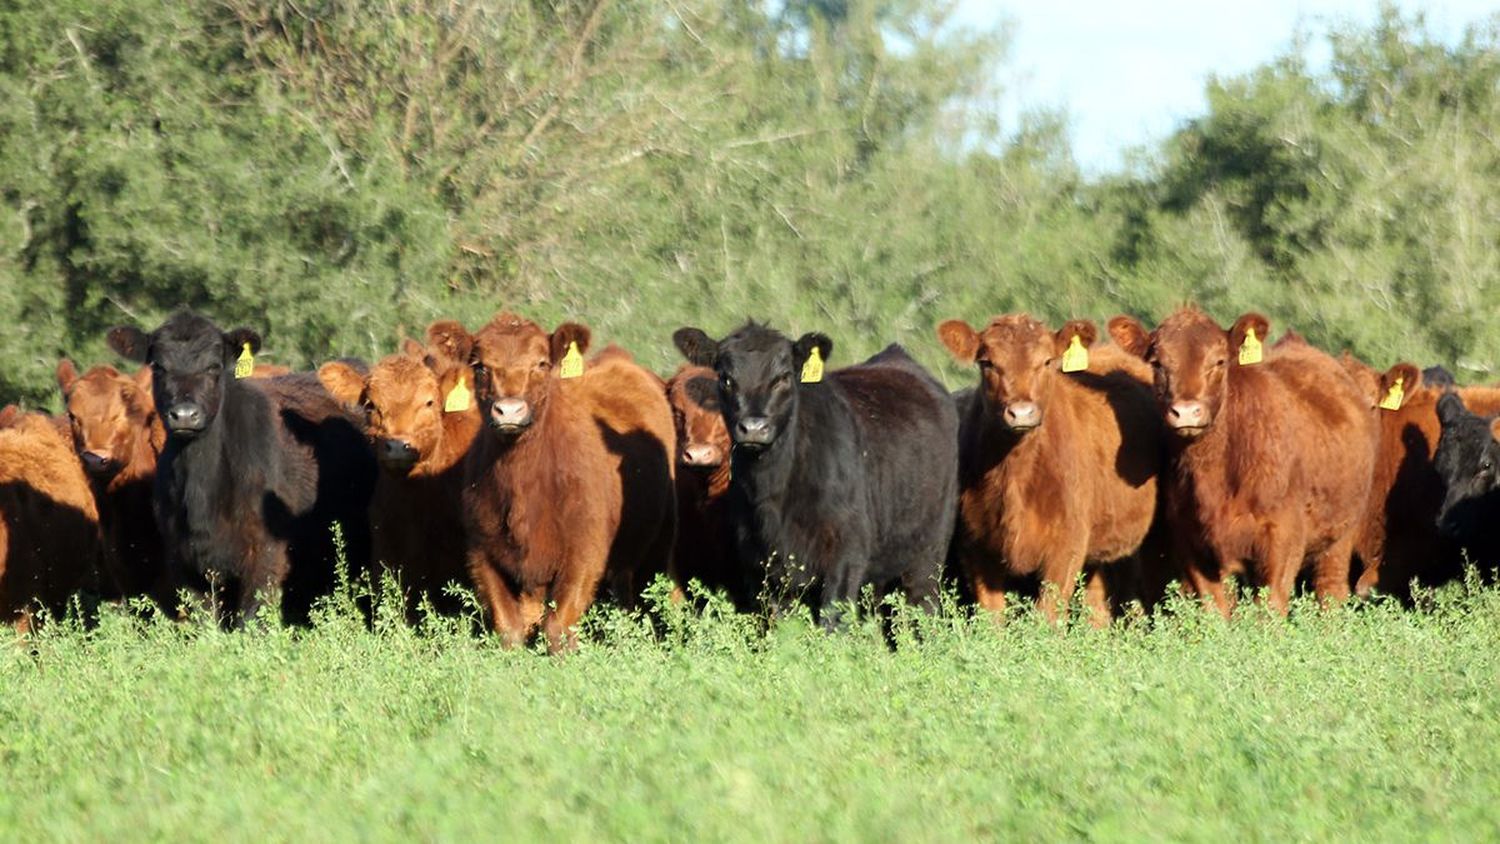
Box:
(671, 322), (959, 625)
(1434, 391), (1500, 570)
(106, 311), (375, 625)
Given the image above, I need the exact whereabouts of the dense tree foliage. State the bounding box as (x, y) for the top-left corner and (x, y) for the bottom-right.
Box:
(2, 2), (1498, 407)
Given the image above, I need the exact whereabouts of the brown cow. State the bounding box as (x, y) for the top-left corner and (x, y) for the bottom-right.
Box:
(937, 314), (1162, 623)
(442, 313), (676, 652)
(56, 360), (169, 606)
(0, 409), (106, 630)
(1110, 308), (1376, 615)
(1340, 358), (1500, 598)
(665, 364), (739, 603)
(318, 334), (482, 619)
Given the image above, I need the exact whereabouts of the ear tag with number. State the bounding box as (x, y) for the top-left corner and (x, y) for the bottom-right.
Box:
(444, 373), (472, 412)
(800, 347), (824, 383)
(1379, 376), (1405, 412)
(559, 341), (584, 379)
(1238, 328), (1263, 366)
(1061, 335), (1089, 373)
(233, 343), (255, 379)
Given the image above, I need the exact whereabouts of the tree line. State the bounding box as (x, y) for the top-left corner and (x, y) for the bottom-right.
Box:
(2, 1), (1498, 407)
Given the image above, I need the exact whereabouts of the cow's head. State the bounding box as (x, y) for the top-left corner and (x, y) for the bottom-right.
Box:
(106, 311), (261, 439)
(667, 364), (731, 471)
(1434, 392), (1500, 549)
(56, 359), (157, 478)
(673, 322), (830, 455)
(320, 338), (458, 475)
(937, 314), (1097, 433)
(436, 313), (590, 442)
(1111, 309), (1267, 438)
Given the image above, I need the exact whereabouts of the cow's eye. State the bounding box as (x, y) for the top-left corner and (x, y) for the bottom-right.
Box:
(773, 373), (792, 390)
(536, 359), (551, 371)
(977, 359), (993, 371)
(1213, 358), (1227, 368)
(207, 363), (223, 374)
(1481, 460), (1493, 474)
(719, 374), (736, 392)
(425, 399), (435, 408)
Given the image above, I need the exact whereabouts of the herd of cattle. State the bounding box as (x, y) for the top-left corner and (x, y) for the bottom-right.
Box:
(2, 306), (1498, 650)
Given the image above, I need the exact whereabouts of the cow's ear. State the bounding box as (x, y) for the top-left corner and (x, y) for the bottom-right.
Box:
(132, 365), (154, 394)
(936, 320), (980, 363)
(793, 332), (833, 369)
(550, 322), (592, 363)
(1489, 418), (1500, 445)
(317, 361), (367, 409)
(400, 338), (426, 359)
(1106, 315), (1151, 358)
(56, 359), (80, 393)
(1378, 363), (1421, 410)
(1054, 320), (1098, 356)
(1437, 392), (1470, 427)
(0, 405), (18, 429)
(107, 326), (150, 362)
(1229, 313), (1271, 355)
(426, 321), (474, 365)
(672, 328), (718, 367)
(1422, 365), (1456, 389)
(224, 328), (262, 357)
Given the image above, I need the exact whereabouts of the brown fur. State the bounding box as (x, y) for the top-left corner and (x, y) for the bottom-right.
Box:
(0, 411), (106, 630)
(1111, 308), (1376, 616)
(1342, 357), (1500, 597)
(665, 364), (738, 601)
(939, 314), (1162, 623)
(317, 334), (482, 618)
(454, 313), (677, 651)
(56, 360), (169, 605)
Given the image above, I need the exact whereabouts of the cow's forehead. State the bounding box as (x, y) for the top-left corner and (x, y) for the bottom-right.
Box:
(1153, 309), (1224, 352)
(368, 357), (438, 400)
(670, 370), (720, 411)
(474, 321), (548, 360)
(718, 324), (791, 371)
(980, 315), (1049, 352)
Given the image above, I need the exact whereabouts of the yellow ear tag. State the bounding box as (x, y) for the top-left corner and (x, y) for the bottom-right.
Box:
(1061, 335), (1089, 373)
(233, 343), (254, 379)
(559, 341), (584, 380)
(1379, 376), (1405, 412)
(443, 373), (472, 413)
(1238, 328), (1263, 366)
(800, 347), (824, 383)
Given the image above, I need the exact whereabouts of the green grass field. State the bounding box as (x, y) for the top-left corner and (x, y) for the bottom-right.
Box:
(2, 583), (1497, 841)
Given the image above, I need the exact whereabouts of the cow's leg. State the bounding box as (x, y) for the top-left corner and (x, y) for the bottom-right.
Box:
(1038, 541), (1088, 624)
(1184, 555), (1232, 619)
(966, 551), (1009, 620)
(1260, 520), (1306, 616)
(542, 564), (606, 655)
(1313, 533), (1355, 605)
(468, 552), (527, 647)
(1083, 565), (1111, 628)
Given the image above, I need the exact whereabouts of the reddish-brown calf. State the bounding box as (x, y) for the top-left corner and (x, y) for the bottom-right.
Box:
(319, 334), (483, 618)
(1340, 358), (1500, 598)
(448, 313), (676, 652)
(1110, 308), (1376, 615)
(56, 360), (168, 605)
(938, 314), (1162, 623)
(665, 364), (738, 602)
(0, 410), (106, 630)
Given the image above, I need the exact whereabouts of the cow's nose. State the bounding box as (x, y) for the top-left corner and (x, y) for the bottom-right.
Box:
(489, 398), (533, 431)
(379, 438), (419, 466)
(735, 416), (774, 446)
(1003, 401), (1041, 431)
(80, 450), (115, 474)
(682, 443), (724, 467)
(165, 403), (205, 432)
(1168, 401), (1209, 429)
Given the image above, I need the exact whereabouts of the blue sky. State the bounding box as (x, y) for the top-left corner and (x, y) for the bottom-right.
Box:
(953, 1), (1498, 173)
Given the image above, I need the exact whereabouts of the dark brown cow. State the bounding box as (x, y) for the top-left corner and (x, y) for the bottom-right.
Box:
(1340, 358), (1500, 597)
(318, 333), (482, 618)
(938, 315), (1162, 623)
(56, 360), (168, 605)
(444, 313), (676, 652)
(0, 410), (106, 630)
(665, 364), (739, 603)
(1110, 308), (1376, 615)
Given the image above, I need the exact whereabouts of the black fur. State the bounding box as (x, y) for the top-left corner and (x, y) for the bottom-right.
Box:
(1433, 391), (1500, 569)
(674, 322), (959, 625)
(107, 311), (375, 625)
